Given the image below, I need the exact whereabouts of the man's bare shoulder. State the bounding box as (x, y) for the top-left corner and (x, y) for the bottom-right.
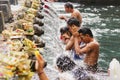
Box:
(73, 9), (81, 14)
(87, 40), (99, 48)
(71, 10), (79, 18)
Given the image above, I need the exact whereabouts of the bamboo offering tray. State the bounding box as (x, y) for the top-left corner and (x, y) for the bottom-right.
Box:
(0, 0), (44, 79)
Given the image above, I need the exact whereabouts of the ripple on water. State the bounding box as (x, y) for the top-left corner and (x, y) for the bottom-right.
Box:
(39, 2), (120, 80)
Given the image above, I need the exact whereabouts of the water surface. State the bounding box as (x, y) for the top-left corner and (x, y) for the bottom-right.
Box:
(40, 2), (120, 79)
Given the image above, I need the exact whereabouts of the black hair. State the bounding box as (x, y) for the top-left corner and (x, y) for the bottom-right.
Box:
(73, 68), (91, 80)
(78, 27), (93, 38)
(67, 17), (80, 27)
(56, 55), (91, 80)
(56, 55), (76, 72)
(60, 26), (72, 36)
(64, 2), (73, 9)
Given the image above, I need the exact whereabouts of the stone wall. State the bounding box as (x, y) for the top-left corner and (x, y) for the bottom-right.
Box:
(9, 0), (18, 5)
(0, 11), (4, 33)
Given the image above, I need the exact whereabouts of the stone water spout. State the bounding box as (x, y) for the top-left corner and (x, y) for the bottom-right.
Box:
(44, 4), (58, 17)
(9, 0), (18, 5)
(0, 0), (13, 22)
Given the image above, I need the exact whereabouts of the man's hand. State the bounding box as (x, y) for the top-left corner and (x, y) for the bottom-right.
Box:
(75, 46), (80, 55)
(59, 15), (67, 21)
(74, 37), (81, 54)
(35, 52), (46, 72)
(35, 53), (49, 80)
(73, 32), (79, 37)
(35, 60), (45, 73)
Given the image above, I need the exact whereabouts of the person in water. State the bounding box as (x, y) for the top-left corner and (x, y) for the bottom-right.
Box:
(36, 55), (93, 80)
(73, 27), (99, 72)
(66, 17), (85, 60)
(60, 26), (72, 44)
(35, 56), (49, 80)
(59, 2), (82, 24)
(55, 55), (91, 80)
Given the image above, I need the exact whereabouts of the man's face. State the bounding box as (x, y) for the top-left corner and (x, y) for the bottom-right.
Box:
(80, 33), (88, 43)
(68, 25), (79, 35)
(64, 7), (70, 13)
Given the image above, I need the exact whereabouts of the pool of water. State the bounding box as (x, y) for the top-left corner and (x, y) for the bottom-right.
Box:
(78, 5), (120, 70)
(39, 2), (120, 80)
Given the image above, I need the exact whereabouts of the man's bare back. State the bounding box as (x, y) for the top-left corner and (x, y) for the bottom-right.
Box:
(71, 9), (82, 25)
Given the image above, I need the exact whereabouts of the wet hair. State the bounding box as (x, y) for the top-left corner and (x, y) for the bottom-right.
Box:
(73, 68), (91, 80)
(60, 26), (72, 36)
(78, 27), (93, 38)
(67, 17), (80, 27)
(56, 55), (92, 80)
(56, 55), (76, 72)
(64, 2), (73, 9)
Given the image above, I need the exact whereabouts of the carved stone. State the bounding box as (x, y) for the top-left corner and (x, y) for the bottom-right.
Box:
(0, 0), (12, 22)
(0, 4), (10, 22)
(0, 0), (12, 14)
(0, 11), (5, 33)
(9, 0), (18, 5)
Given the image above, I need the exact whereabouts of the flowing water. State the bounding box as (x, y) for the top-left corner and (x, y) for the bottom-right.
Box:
(78, 5), (120, 70)
(39, 2), (120, 80)
(11, 1), (120, 80)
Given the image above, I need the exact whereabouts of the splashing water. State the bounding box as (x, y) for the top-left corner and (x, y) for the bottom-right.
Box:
(10, 1), (120, 80)
(39, 2), (111, 80)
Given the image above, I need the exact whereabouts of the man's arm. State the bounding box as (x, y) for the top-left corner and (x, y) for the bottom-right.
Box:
(38, 70), (49, 80)
(59, 15), (68, 21)
(74, 37), (90, 55)
(35, 51), (49, 80)
(65, 36), (74, 50)
(36, 60), (49, 80)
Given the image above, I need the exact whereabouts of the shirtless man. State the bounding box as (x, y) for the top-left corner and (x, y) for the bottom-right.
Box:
(65, 17), (86, 60)
(66, 17), (81, 50)
(73, 27), (99, 72)
(59, 2), (82, 24)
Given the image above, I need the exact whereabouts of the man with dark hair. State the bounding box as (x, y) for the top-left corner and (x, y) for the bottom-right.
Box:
(56, 55), (91, 80)
(56, 55), (76, 72)
(64, 2), (73, 9)
(66, 17), (85, 60)
(67, 17), (80, 27)
(73, 27), (99, 72)
(59, 2), (82, 25)
(66, 17), (80, 50)
(78, 27), (93, 38)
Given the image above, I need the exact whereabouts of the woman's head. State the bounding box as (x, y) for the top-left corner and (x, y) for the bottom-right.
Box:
(60, 26), (69, 35)
(56, 55), (76, 72)
(60, 26), (72, 44)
